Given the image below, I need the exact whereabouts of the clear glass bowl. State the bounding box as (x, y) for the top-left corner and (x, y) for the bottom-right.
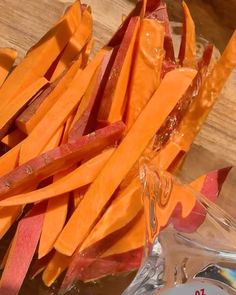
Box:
(123, 162), (236, 295)
(7, 1), (235, 294)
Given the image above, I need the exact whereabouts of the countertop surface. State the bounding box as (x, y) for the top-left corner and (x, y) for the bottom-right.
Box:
(0, 0), (235, 173)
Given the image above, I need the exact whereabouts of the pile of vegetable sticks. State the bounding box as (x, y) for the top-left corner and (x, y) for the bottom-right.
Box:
(0, 0), (235, 294)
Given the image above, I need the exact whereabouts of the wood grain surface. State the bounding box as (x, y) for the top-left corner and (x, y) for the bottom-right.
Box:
(0, 0), (235, 170)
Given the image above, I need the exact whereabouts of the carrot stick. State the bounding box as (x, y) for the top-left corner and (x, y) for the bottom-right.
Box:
(17, 60), (82, 135)
(0, 122), (124, 198)
(0, 77), (48, 139)
(97, 17), (140, 124)
(54, 68), (197, 256)
(19, 49), (106, 164)
(126, 19), (165, 129)
(42, 251), (71, 287)
(0, 203), (45, 295)
(178, 1), (197, 68)
(50, 7), (92, 81)
(1, 129), (26, 148)
(0, 1), (81, 111)
(0, 148), (115, 206)
(0, 48), (17, 87)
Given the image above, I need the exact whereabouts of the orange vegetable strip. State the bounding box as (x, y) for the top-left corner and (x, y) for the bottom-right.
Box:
(18, 60), (82, 135)
(61, 113), (77, 143)
(102, 213), (145, 258)
(152, 140), (183, 171)
(69, 49), (113, 139)
(38, 153), (72, 259)
(15, 74), (63, 134)
(41, 124), (64, 153)
(0, 148), (115, 206)
(42, 251), (71, 287)
(54, 68), (197, 256)
(1, 129), (26, 148)
(0, 77), (48, 139)
(80, 178), (143, 251)
(176, 30), (236, 152)
(73, 188), (85, 208)
(0, 48), (17, 87)
(0, 144), (20, 177)
(126, 19), (165, 129)
(19, 49), (106, 164)
(107, 18), (140, 123)
(0, 206), (23, 240)
(39, 194), (69, 259)
(0, 203), (45, 295)
(178, 1), (197, 68)
(69, 68), (100, 133)
(0, 122), (124, 198)
(50, 7), (92, 81)
(81, 37), (94, 68)
(30, 252), (54, 280)
(98, 17), (140, 124)
(0, 1), (81, 111)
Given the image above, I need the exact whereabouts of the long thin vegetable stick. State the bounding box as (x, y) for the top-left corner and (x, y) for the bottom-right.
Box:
(50, 7), (92, 81)
(126, 19), (165, 129)
(54, 68), (197, 256)
(19, 49), (106, 164)
(0, 203), (46, 295)
(102, 213), (145, 258)
(42, 251), (71, 287)
(0, 1), (81, 111)
(98, 17), (140, 124)
(17, 59), (82, 135)
(177, 30), (236, 151)
(39, 194), (69, 259)
(0, 77), (48, 139)
(178, 1), (197, 68)
(0, 144), (20, 177)
(81, 37), (94, 68)
(0, 48), (17, 87)
(80, 180), (143, 251)
(69, 49), (113, 139)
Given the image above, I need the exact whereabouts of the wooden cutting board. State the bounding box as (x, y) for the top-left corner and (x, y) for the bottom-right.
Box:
(0, 0), (235, 180)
